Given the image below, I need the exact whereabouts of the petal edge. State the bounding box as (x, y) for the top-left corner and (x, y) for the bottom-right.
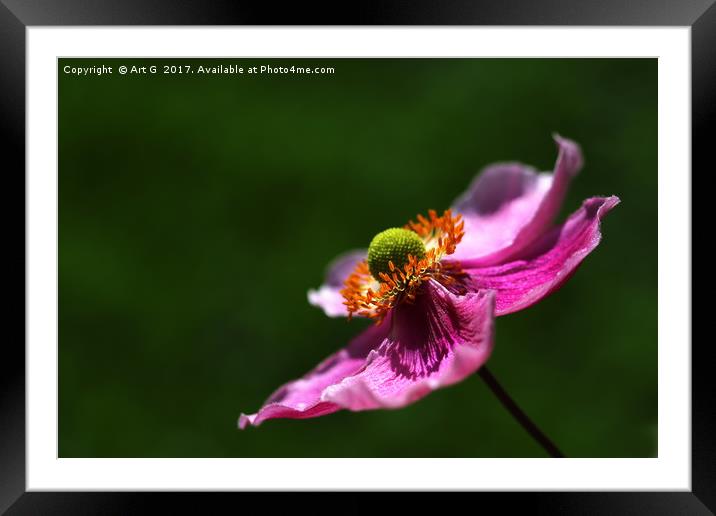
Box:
(465, 195), (620, 316)
(307, 249), (366, 318)
(451, 135), (583, 267)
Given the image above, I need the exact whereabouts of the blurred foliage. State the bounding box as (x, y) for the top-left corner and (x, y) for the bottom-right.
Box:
(59, 58), (657, 457)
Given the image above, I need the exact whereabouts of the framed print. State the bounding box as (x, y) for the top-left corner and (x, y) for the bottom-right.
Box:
(2, 0), (708, 513)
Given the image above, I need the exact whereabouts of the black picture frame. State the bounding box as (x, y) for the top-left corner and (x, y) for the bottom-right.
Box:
(2, 1), (708, 513)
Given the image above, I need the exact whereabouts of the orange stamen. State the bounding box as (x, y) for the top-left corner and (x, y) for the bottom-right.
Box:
(340, 209), (465, 323)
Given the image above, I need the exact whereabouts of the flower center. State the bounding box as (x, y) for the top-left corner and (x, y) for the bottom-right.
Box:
(367, 228), (426, 280)
(341, 210), (466, 323)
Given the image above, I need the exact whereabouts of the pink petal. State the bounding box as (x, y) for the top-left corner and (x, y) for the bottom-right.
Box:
(307, 249), (366, 317)
(238, 313), (390, 428)
(464, 196), (620, 316)
(450, 134), (583, 267)
(322, 282), (495, 410)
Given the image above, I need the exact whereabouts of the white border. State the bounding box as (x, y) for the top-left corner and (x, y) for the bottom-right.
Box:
(27, 27), (691, 491)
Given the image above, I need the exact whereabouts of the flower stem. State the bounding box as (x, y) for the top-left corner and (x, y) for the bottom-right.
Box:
(478, 366), (565, 458)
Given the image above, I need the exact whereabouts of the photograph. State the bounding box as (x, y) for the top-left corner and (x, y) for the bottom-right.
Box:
(58, 57), (657, 459)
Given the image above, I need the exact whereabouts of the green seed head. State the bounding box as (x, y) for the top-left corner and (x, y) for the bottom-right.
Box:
(367, 228), (426, 280)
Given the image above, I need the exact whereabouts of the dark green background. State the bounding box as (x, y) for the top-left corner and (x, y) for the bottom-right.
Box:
(59, 58), (657, 458)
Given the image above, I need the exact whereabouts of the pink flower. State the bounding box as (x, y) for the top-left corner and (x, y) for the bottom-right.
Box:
(239, 135), (619, 429)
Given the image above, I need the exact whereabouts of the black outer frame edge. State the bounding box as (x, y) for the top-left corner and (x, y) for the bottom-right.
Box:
(0, 1), (26, 516)
(2, 0), (711, 513)
(0, 0), (715, 25)
(692, 0), (716, 512)
(1, 492), (715, 515)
